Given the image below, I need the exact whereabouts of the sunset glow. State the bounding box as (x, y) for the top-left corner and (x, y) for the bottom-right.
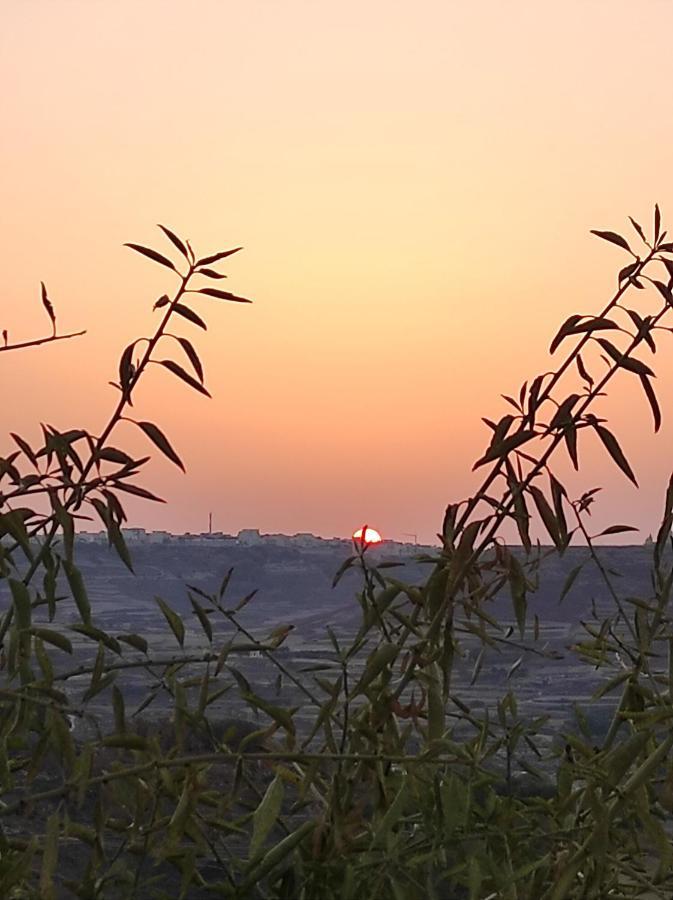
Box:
(3, 2), (673, 542)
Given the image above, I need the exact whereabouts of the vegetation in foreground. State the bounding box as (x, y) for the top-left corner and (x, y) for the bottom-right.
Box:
(2, 213), (673, 897)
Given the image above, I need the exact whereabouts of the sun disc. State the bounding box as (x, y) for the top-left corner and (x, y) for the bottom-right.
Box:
(352, 526), (382, 544)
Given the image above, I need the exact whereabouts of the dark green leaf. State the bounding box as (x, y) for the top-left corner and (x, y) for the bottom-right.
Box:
(190, 596), (212, 642)
(117, 633), (148, 653)
(63, 561), (91, 625)
(9, 579), (31, 630)
(155, 596), (185, 647)
(31, 628), (72, 653)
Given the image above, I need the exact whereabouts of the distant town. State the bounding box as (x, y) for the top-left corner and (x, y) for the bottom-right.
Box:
(77, 526), (438, 556)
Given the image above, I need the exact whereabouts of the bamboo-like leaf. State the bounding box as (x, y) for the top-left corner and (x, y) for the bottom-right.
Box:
(596, 338), (655, 376)
(134, 420), (185, 471)
(155, 596), (185, 647)
(196, 267), (227, 279)
(118, 341), (138, 404)
(114, 481), (166, 502)
(63, 561), (91, 625)
(153, 293), (170, 309)
(371, 776), (408, 849)
(549, 314), (582, 354)
(354, 643), (398, 694)
(124, 242), (177, 271)
(96, 446), (135, 466)
(596, 524), (638, 536)
(618, 260), (640, 283)
(509, 557), (527, 637)
(590, 229), (632, 253)
(112, 685), (126, 733)
(102, 733), (150, 751)
(41, 282), (56, 336)
(190, 595), (212, 642)
(31, 628), (72, 654)
(652, 279), (673, 307)
(39, 812), (60, 900)
(655, 203), (661, 243)
(640, 374), (662, 432)
(250, 775), (284, 859)
(564, 422), (579, 470)
(628, 216), (647, 244)
(197, 247), (243, 266)
(159, 359), (211, 397)
(241, 821), (314, 891)
(172, 302), (207, 330)
(9, 579), (31, 630)
(242, 691), (295, 734)
(528, 485), (562, 549)
(176, 336), (204, 383)
(10, 432), (38, 467)
(576, 354), (593, 388)
(473, 430), (536, 469)
(570, 317), (619, 335)
(117, 633), (148, 653)
(157, 224), (189, 259)
(548, 394), (580, 431)
(197, 287), (252, 303)
(593, 424), (638, 486)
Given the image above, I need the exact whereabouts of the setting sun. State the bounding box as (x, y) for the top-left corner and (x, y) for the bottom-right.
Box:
(352, 526), (382, 545)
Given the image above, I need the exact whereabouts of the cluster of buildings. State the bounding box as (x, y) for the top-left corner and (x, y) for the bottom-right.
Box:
(75, 527), (434, 555)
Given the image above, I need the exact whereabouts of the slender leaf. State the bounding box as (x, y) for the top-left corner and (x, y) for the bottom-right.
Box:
(176, 336), (204, 383)
(41, 282), (56, 336)
(124, 242), (177, 272)
(197, 287), (252, 303)
(589, 229), (632, 253)
(594, 424), (638, 486)
(197, 247), (243, 266)
(158, 359), (211, 397)
(639, 374), (662, 432)
(157, 224), (189, 259)
(172, 303), (207, 330)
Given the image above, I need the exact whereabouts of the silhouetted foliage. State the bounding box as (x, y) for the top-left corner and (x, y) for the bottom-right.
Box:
(3, 214), (673, 897)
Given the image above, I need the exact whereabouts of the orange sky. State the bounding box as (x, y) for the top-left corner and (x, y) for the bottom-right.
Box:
(3, 1), (673, 544)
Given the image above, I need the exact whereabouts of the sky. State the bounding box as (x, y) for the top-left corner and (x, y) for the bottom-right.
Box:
(3, 0), (673, 544)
